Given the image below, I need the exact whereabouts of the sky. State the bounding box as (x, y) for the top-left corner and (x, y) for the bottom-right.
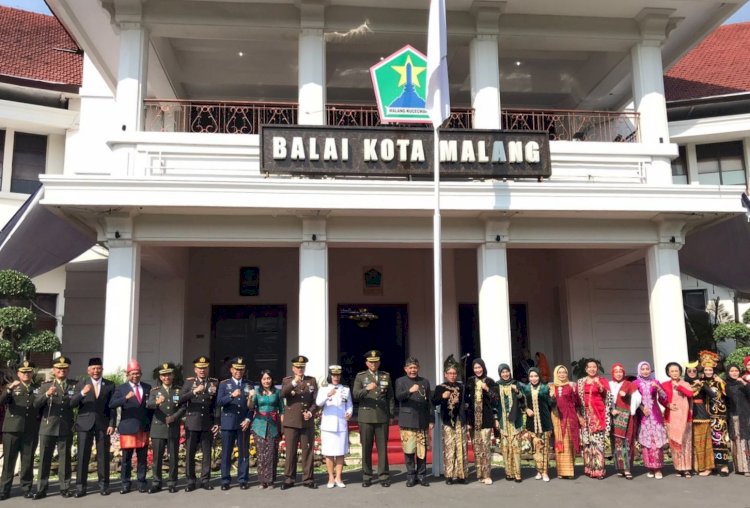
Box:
(2, 0), (750, 23)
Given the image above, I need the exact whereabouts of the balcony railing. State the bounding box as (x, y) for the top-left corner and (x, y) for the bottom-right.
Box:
(144, 100), (639, 142)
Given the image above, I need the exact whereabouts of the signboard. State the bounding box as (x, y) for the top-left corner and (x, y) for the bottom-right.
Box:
(370, 45), (431, 124)
(261, 125), (551, 179)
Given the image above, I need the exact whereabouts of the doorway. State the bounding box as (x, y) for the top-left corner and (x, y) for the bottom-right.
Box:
(211, 305), (287, 381)
(337, 304), (408, 386)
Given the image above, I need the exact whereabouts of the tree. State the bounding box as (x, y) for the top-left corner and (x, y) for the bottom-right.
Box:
(707, 297), (733, 325)
(713, 322), (750, 348)
(0, 270), (61, 367)
(743, 308), (750, 325)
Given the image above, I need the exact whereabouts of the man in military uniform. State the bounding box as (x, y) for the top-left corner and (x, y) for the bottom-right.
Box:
(146, 362), (185, 494)
(33, 356), (76, 499)
(71, 357), (116, 497)
(110, 359), (153, 494)
(280, 355), (318, 490)
(179, 356), (219, 491)
(394, 357), (432, 487)
(353, 350), (395, 487)
(0, 360), (40, 500)
(217, 357), (253, 490)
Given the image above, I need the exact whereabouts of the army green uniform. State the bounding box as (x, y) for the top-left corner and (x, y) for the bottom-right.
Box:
(280, 373), (318, 487)
(0, 379), (40, 498)
(34, 378), (76, 497)
(147, 383), (185, 490)
(353, 369), (395, 483)
(179, 373), (218, 489)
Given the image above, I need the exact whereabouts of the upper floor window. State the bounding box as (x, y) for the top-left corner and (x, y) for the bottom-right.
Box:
(11, 133), (46, 194)
(696, 141), (746, 186)
(672, 146), (687, 184)
(683, 289), (707, 312)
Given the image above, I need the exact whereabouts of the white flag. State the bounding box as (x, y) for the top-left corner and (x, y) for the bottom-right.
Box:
(426, 0), (450, 129)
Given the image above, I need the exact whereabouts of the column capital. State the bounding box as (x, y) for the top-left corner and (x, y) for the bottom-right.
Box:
(101, 0), (145, 31)
(100, 214), (135, 243)
(301, 217), (327, 243)
(634, 8), (681, 47)
(470, 0), (505, 36)
(298, 0), (327, 30)
(653, 217), (686, 249)
(483, 219), (510, 244)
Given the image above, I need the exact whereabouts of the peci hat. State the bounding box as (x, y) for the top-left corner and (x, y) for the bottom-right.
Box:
(291, 355), (308, 368)
(53, 356), (71, 369)
(17, 360), (34, 373)
(193, 356), (210, 368)
(126, 359), (142, 373)
(88, 357), (103, 367)
(404, 356), (420, 367)
(365, 350), (381, 362)
(158, 362), (175, 375)
(329, 364), (342, 375)
(231, 357), (247, 370)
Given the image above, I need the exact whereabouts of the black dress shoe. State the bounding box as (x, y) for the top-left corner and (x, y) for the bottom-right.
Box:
(280, 483), (293, 491)
(445, 479), (453, 485)
(202, 483), (213, 491)
(221, 484), (230, 491)
(120, 487), (131, 494)
(149, 486), (162, 494)
(185, 485), (195, 492)
(138, 486), (148, 493)
(32, 492), (47, 500)
(100, 489), (110, 496)
(406, 479), (416, 487)
(455, 478), (466, 484)
(239, 483), (249, 490)
(74, 491), (86, 498)
(24, 491), (34, 499)
(381, 480), (391, 487)
(168, 486), (177, 493)
(419, 479), (430, 487)
(305, 483), (317, 490)
(61, 490), (72, 498)
(362, 480), (372, 488)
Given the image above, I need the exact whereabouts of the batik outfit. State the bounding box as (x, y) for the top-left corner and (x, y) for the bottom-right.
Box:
(550, 367), (582, 478)
(251, 389), (284, 485)
(705, 375), (730, 469)
(494, 371), (525, 481)
(521, 380), (553, 476)
(433, 381), (468, 481)
(609, 370), (639, 475)
(725, 377), (750, 473)
(577, 377), (612, 479)
(466, 362), (496, 482)
(689, 379), (716, 472)
(633, 368), (667, 470)
(660, 379), (693, 473)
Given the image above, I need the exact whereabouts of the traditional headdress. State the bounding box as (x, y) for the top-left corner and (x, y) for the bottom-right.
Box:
(126, 359), (141, 373)
(698, 350), (719, 369)
(553, 365), (569, 387)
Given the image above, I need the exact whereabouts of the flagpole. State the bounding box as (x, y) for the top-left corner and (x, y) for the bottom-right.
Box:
(433, 126), (442, 386)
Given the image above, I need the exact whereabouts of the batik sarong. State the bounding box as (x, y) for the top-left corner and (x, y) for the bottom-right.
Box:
(442, 424), (467, 480)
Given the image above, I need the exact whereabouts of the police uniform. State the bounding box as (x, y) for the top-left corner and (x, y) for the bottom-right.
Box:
(217, 357), (252, 489)
(0, 361), (40, 500)
(179, 356), (218, 491)
(280, 355), (318, 489)
(33, 356), (76, 499)
(146, 362), (185, 493)
(353, 350), (395, 486)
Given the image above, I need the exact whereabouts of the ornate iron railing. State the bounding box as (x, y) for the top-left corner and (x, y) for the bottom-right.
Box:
(144, 100), (639, 142)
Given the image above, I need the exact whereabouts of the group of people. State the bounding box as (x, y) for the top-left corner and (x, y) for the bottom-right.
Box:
(1, 349), (750, 500)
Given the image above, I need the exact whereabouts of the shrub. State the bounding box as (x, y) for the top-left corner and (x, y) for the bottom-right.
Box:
(713, 322), (750, 347)
(0, 270), (35, 300)
(725, 347), (750, 371)
(743, 308), (750, 325)
(18, 330), (61, 352)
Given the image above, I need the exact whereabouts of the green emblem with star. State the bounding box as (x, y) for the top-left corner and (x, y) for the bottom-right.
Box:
(370, 45), (431, 124)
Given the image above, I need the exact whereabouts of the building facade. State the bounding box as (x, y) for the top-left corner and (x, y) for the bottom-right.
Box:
(35, 0), (748, 382)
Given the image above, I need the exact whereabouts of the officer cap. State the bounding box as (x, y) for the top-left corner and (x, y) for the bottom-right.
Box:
(158, 362), (175, 374)
(365, 350), (381, 362)
(231, 357), (246, 370)
(53, 356), (71, 369)
(291, 355), (308, 367)
(194, 356), (210, 368)
(17, 360), (35, 373)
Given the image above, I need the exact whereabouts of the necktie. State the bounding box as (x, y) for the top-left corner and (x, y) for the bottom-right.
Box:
(134, 384), (141, 403)
(94, 380), (100, 398)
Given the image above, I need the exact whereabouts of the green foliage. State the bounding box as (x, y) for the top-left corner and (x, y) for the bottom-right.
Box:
(713, 322), (750, 347)
(571, 357), (603, 380)
(0, 270), (35, 300)
(18, 330), (61, 353)
(151, 363), (185, 386)
(725, 347), (750, 371)
(0, 339), (14, 365)
(0, 307), (35, 338)
(743, 308), (750, 325)
(104, 369), (127, 386)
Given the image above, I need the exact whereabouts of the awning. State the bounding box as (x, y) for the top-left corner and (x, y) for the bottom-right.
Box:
(0, 187), (96, 278)
(680, 212), (750, 298)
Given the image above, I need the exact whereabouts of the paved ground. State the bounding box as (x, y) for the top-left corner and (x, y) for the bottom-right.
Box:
(9, 465), (750, 507)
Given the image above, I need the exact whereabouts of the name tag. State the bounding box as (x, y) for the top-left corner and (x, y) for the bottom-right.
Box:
(172, 395), (179, 402)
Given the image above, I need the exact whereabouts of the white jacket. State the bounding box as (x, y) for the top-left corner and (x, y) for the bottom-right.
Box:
(316, 384), (353, 432)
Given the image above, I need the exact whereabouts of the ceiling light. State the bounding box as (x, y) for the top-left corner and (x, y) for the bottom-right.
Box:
(515, 60), (522, 66)
(238, 51), (244, 57)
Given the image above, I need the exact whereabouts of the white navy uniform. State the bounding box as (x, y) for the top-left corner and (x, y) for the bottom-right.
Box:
(316, 383), (353, 456)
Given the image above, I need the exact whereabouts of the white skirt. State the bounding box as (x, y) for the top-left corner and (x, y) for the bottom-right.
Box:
(321, 429), (349, 457)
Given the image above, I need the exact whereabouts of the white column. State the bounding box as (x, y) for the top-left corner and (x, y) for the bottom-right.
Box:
(298, 219), (328, 379)
(103, 239), (141, 373)
(743, 138), (750, 188)
(470, 35), (501, 129)
(686, 143), (699, 185)
(645, 222), (688, 377)
(631, 42), (669, 145)
(1, 129), (14, 192)
(477, 221), (512, 373)
(298, 0), (326, 127)
(116, 23), (149, 133)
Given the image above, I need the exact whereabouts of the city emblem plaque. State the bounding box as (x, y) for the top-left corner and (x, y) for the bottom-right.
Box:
(370, 45), (432, 124)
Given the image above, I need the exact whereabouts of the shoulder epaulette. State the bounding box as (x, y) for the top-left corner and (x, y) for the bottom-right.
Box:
(186, 377), (196, 381)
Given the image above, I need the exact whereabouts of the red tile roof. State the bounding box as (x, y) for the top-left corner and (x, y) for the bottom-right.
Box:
(0, 6), (82, 91)
(665, 22), (750, 102)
